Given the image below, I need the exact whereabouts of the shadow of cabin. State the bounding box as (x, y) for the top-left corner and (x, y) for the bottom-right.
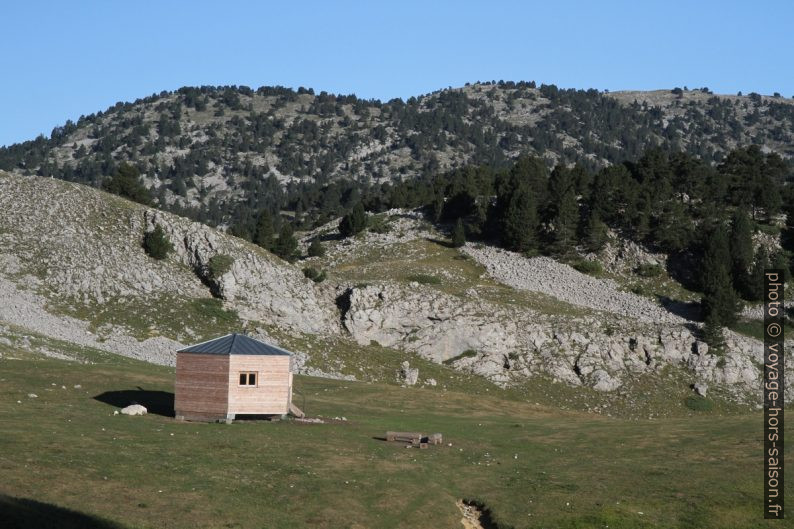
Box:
(0, 494), (124, 529)
(93, 389), (175, 417)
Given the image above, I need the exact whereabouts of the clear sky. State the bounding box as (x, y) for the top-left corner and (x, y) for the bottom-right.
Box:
(1, 0), (792, 147)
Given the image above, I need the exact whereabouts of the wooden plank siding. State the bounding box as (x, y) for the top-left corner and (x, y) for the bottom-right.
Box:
(174, 353), (230, 418)
(227, 355), (292, 415)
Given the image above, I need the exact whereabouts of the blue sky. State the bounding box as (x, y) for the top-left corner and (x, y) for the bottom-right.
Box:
(1, 0), (792, 146)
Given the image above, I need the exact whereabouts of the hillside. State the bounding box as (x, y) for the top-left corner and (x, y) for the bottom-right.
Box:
(0, 346), (779, 529)
(0, 172), (788, 416)
(1, 164), (792, 528)
(2, 82), (793, 228)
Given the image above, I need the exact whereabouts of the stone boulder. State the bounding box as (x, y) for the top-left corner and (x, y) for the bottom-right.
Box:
(121, 404), (148, 416)
(399, 361), (419, 386)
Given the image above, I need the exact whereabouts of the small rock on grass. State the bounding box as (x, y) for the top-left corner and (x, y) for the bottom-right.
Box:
(121, 404), (147, 416)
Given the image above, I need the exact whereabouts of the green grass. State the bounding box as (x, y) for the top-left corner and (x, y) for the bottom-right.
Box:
(570, 259), (603, 276)
(207, 254), (234, 279)
(325, 239), (599, 319)
(730, 318), (794, 342)
(0, 347), (789, 528)
(406, 273), (442, 285)
(684, 395), (714, 412)
(48, 295), (241, 343)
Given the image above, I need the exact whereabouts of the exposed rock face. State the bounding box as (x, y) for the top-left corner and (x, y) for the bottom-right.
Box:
(342, 281), (790, 402)
(0, 173), (338, 337)
(143, 209), (337, 334)
(0, 174), (205, 303)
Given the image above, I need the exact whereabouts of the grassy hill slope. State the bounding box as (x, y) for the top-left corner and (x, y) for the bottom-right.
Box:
(0, 344), (787, 528)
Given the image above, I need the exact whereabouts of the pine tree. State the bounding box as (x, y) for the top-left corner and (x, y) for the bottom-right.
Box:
(652, 199), (691, 253)
(272, 223), (298, 261)
(582, 209), (608, 253)
(104, 163), (152, 205)
(430, 192), (445, 223)
(339, 202), (368, 237)
(729, 210), (754, 298)
(748, 246), (770, 301)
(702, 310), (726, 351)
(253, 211), (274, 250)
(308, 238), (325, 258)
(633, 197), (652, 242)
(547, 166), (578, 255)
(451, 218), (466, 248)
(772, 251), (791, 282)
(500, 181), (538, 253)
(700, 225), (742, 327)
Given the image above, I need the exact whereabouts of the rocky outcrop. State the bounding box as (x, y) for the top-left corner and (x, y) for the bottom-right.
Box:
(341, 281), (791, 402)
(0, 173), (337, 337)
(399, 361), (419, 386)
(143, 209), (338, 334)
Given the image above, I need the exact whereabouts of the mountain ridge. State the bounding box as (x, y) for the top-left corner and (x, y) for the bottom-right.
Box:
(2, 82), (793, 228)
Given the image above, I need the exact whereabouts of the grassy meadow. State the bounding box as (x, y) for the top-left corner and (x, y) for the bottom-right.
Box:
(0, 346), (789, 529)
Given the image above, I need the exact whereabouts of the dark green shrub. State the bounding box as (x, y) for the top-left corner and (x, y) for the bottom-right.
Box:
(571, 259), (603, 276)
(104, 163), (152, 205)
(635, 263), (663, 277)
(368, 215), (391, 234)
(307, 239), (325, 258)
(142, 224), (173, 260)
(302, 267), (326, 283)
(407, 274), (441, 285)
(339, 203), (368, 237)
(208, 254), (234, 279)
(684, 395), (714, 411)
(273, 224), (298, 261)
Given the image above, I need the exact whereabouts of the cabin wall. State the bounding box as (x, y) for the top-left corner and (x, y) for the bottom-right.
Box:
(227, 355), (291, 415)
(174, 353), (230, 419)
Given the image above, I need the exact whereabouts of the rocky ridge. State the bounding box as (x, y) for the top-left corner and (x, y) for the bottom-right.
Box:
(0, 172), (337, 337)
(5, 83), (793, 219)
(340, 280), (777, 400)
(1, 174), (790, 403)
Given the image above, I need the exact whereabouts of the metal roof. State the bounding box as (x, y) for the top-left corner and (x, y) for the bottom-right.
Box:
(177, 333), (292, 356)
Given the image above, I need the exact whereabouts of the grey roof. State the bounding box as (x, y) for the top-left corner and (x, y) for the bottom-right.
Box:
(177, 333), (292, 356)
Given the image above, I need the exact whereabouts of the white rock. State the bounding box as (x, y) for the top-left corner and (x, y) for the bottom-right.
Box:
(399, 361), (419, 386)
(121, 404), (148, 416)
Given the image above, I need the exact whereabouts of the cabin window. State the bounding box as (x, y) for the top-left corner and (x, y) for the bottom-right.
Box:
(239, 372), (257, 386)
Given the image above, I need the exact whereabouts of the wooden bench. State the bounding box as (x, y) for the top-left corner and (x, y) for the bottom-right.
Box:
(386, 431), (423, 443)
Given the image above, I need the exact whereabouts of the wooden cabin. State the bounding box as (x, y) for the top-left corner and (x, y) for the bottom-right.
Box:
(174, 333), (303, 423)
